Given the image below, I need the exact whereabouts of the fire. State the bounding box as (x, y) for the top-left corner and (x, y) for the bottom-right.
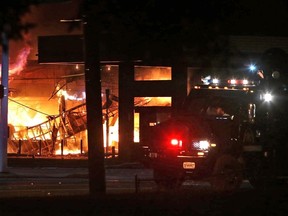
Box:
(103, 117), (119, 149)
(4, 46), (31, 77)
(55, 148), (82, 155)
(7, 62), (174, 156)
(10, 46), (31, 75)
(58, 89), (86, 101)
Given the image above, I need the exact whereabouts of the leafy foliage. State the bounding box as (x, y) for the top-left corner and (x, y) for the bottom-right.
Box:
(0, 0), (63, 43)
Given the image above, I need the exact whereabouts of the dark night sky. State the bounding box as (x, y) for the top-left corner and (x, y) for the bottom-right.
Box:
(87, 0), (288, 36)
(8, 0), (288, 63)
(226, 0), (288, 36)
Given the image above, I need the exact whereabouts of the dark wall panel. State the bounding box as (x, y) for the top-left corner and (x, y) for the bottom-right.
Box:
(38, 35), (84, 63)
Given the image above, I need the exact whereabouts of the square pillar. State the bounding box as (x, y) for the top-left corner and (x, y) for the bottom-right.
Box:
(118, 61), (135, 160)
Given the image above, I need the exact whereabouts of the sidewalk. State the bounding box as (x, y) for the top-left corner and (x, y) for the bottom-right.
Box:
(0, 167), (89, 178)
(0, 160), (150, 179)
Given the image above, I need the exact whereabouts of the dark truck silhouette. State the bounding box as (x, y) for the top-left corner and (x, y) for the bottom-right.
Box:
(147, 77), (288, 193)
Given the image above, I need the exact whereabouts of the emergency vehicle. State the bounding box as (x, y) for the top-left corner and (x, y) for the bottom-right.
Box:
(148, 70), (288, 192)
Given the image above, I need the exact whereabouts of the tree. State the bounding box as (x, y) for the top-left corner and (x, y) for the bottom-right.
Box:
(0, 1), (44, 41)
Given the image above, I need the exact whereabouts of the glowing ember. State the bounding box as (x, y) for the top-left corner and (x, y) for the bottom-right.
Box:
(55, 148), (82, 155)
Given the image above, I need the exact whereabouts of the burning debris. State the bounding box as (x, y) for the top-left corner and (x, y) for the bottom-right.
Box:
(6, 62), (171, 157)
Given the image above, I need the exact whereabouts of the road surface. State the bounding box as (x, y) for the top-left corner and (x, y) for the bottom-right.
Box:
(0, 167), (155, 197)
(0, 166), (257, 197)
(1, 167), (288, 215)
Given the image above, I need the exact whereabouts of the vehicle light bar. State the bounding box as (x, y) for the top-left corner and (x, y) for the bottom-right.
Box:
(200, 77), (255, 87)
(194, 85), (251, 91)
(227, 79), (253, 86)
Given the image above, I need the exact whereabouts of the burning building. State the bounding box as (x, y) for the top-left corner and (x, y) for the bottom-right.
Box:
(3, 1), (193, 159)
(6, 54), (176, 157)
(7, 58), (88, 156)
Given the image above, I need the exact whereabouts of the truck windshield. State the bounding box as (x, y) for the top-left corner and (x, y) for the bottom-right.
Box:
(182, 89), (248, 116)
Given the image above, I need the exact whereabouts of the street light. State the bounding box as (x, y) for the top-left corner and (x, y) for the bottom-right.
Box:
(249, 64), (256, 72)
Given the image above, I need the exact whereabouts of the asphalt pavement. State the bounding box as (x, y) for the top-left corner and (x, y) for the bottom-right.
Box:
(0, 159), (156, 198)
(1, 159), (288, 216)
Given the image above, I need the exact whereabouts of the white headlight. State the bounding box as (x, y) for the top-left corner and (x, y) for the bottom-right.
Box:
(192, 140), (210, 150)
(263, 93), (273, 102)
(212, 78), (219, 84)
(199, 140), (209, 150)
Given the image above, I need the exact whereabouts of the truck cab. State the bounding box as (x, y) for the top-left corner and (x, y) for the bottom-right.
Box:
(148, 76), (288, 192)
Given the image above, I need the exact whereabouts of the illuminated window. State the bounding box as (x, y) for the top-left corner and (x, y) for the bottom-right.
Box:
(134, 66), (171, 81)
(134, 112), (139, 143)
(134, 97), (171, 107)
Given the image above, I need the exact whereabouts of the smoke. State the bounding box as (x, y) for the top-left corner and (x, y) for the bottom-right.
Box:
(0, 45), (31, 79)
(8, 46), (31, 76)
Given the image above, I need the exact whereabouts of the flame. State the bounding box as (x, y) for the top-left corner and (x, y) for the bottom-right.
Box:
(0, 46), (31, 81)
(9, 46), (31, 76)
(58, 89), (86, 101)
(55, 148), (82, 155)
(135, 66), (171, 81)
(7, 64), (173, 156)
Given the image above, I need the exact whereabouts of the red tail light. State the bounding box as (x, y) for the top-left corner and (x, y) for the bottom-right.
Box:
(170, 138), (182, 147)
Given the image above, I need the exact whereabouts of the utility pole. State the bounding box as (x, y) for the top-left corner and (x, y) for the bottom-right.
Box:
(83, 12), (106, 196)
(0, 31), (9, 173)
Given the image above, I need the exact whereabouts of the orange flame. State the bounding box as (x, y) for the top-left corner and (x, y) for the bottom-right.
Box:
(9, 46), (31, 76)
(0, 46), (31, 79)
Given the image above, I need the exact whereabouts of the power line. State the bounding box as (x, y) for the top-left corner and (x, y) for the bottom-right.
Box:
(8, 98), (52, 116)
